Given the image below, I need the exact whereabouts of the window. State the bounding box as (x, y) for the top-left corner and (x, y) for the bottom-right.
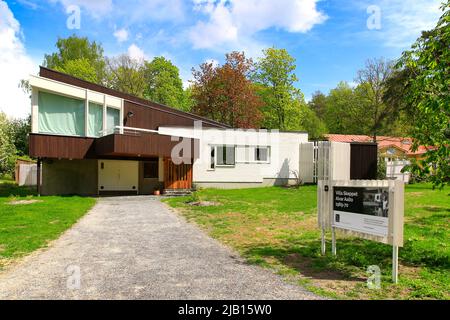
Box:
(38, 91), (85, 136)
(107, 107), (120, 134)
(210, 147), (215, 170)
(88, 102), (103, 137)
(216, 145), (235, 166)
(255, 147), (269, 162)
(143, 160), (159, 179)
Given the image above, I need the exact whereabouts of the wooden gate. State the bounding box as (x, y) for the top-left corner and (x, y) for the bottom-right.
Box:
(164, 158), (193, 189)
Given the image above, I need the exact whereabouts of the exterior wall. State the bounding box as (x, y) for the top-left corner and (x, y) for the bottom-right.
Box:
(41, 159), (98, 195)
(194, 178), (299, 189)
(159, 127), (308, 184)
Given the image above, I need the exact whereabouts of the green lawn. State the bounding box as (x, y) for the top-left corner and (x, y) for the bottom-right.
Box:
(164, 184), (450, 300)
(0, 181), (96, 269)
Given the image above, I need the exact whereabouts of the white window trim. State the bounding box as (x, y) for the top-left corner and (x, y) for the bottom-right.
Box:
(213, 145), (236, 168)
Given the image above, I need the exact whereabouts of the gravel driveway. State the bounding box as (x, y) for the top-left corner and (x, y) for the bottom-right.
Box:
(0, 196), (319, 299)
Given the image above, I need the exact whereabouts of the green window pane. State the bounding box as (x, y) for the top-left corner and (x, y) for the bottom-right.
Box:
(88, 102), (103, 137)
(106, 107), (120, 134)
(38, 91), (85, 136)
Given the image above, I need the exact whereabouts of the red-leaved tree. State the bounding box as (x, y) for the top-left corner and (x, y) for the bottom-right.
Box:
(191, 52), (263, 128)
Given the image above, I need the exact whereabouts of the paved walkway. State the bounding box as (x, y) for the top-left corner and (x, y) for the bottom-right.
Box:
(0, 196), (319, 299)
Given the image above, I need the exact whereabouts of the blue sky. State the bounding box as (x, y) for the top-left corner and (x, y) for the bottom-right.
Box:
(0, 0), (443, 118)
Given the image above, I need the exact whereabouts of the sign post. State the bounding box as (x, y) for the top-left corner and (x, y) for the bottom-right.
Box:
(318, 180), (404, 283)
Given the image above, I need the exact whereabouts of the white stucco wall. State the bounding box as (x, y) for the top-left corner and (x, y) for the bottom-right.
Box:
(158, 126), (308, 184)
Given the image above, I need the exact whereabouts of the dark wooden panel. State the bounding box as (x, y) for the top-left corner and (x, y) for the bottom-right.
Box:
(29, 134), (96, 159)
(39, 66), (229, 129)
(95, 133), (199, 159)
(164, 158), (192, 189)
(350, 143), (378, 180)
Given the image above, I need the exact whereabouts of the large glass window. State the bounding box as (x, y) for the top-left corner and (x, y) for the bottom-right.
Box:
(216, 145), (235, 166)
(38, 91), (85, 136)
(88, 102), (103, 137)
(106, 107), (120, 134)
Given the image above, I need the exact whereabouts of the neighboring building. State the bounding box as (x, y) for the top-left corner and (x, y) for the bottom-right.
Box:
(28, 67), (308, 195)
(324, 134), (428, 161)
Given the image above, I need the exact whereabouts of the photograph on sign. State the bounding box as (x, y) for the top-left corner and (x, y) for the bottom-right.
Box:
(333, 186), (389, 237)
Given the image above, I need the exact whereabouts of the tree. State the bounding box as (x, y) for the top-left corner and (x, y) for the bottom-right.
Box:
(144, 57), (189, 111)
(308, 91), (327, 120)
(397, 2), (450, 188)
(254, 48), (304, 130)
(355, 58), (395, 141)
(191, 52), (263, 128)
(105, 55), (147, 98)
(0, 112), (17, 176)
(323, 81), (367, 134)
(44, 35), (106, 84)
(8, 116), (31, 156)
(297, 103), (327, 139)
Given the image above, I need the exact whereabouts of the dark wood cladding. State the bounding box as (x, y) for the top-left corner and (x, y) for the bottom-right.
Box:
(39, 66), (229, 129)
(124, 101), (196, 130)
(350, 143), (378, 180)
(96, 133), (199, 159)
(29, 134), (96, 159)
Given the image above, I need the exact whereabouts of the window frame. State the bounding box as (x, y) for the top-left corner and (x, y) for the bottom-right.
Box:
(254, 146), (270, 163)
(143, 160), (159, 179)
(215, 145), (236, 167)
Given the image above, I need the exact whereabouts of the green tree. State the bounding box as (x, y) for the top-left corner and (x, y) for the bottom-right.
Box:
(355, 58), (395, 141)
(397, 2), (450, 187)
(144, 57), (189, 110)
(105, 55), (147, 98)
(323, 81), (367, 134)
(308, 91), (327, 120)
(297, 102), (327, 139)
(0, 112), (17, 176)
(44, 35), (106, 84)
(254, 48), (304, 130)
(8, 115), (31, 156)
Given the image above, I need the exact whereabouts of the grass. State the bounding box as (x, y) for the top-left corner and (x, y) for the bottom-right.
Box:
(0, 180), (96, 269)
(164, 184), (450, 300)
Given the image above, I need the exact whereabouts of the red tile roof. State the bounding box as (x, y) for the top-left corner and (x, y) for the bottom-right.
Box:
(324, 134), (429, 156)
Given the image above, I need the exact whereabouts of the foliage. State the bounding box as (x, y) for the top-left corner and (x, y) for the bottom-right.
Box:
(0, 112), (17, 175)
(144, 57), (190, 111)
(44, 35), (106, 84)
(165, 184), (450, 300)
(308, 91), (328, 120)
(377, 153), (386, 179)
(191, 51), (263, 128)
(354, 58), (395, 141)
(254, 48), (304, 130)
(396, 2), (450, 188)
(7, 115), (31, 156)
(105, 54), (147, 98)
(322, 81), (367, 134)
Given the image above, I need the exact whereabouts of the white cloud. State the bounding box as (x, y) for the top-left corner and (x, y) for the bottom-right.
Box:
(0, 1), (36, 119)
(361, 0), (442, 48)
(127, 44), (146, 61)
(48, 0), (113, 18)
(189, 0), (327, 50)
(113, 28), (129, 43)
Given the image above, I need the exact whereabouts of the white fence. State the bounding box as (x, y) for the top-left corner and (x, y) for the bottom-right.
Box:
(17, 163), (39, 186)
(386, 160), (410, 183)
(299, 142), (350, 184)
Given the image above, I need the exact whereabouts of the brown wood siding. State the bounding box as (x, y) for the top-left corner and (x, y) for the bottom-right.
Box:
(123, 101), (195, 130)
(164, 158), (193, 189)
(29, 134), (96, 159)
(350, 143), (378, 180)
(95, 133), (199, 159)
